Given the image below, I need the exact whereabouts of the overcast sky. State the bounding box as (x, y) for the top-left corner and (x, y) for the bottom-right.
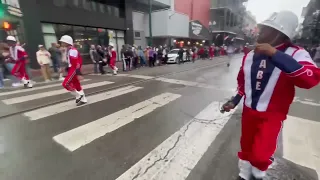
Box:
(246, 0), (310, 23)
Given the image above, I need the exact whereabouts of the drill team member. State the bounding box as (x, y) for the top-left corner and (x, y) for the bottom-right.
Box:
(108, 43), (118, 75)
(59, 35), (87, 105)
(221, 11), (320, 180)
(6, 36), (33, 88)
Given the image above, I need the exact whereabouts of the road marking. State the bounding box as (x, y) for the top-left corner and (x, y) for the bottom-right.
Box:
(116, 101), (236, 180)
(155, 77), (235, 92)
(293, 97), (320, 106)
(129, 75), (154, 79)
(23, 85), (143, 121)
(3, 81), (113, 105)
(283, 116), (320, 177)
(0, 79), (91, 97)
(53, 92), (181, 151)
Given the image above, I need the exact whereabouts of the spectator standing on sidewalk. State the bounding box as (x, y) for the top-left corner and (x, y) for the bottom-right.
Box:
(0, 43), (9, 88)
(313, 44), (320, 62)
(148, 47), (154, 67)
(137, 46), (146, 66)
(96, 45), (106, 75)
(89, 45), (99, 74)
(48, 43), (61, 73)
(36, 45), (52, 82)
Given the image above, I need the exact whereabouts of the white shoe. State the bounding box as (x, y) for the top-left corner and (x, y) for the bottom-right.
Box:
(59, 77), (65, 81)
(21, 77), (27, 84)
(12, 82), (21, 87)
(113, 70), (117, 75)
(25, 81), (33, 88)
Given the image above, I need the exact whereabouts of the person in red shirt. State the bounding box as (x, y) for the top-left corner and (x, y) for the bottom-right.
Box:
(6, 36), (33, 88)
(59, 35), (87, 106)
(108, 43), (118, 75)
(209, 45), (214, 60)
(221, 11), (320, 180)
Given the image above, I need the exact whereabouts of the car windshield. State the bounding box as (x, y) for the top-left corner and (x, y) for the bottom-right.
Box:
(169, 50), (179, 54)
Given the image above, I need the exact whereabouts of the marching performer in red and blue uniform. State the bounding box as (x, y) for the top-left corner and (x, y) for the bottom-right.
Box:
(59, 35), (87, 106)
(221, 11), (320, 180)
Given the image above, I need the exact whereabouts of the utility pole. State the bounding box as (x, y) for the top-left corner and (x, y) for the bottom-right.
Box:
(148, 0), (153, 46)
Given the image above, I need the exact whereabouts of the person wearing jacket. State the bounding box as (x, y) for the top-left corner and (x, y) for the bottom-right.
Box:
(59, 35), (87, 106)
(96, 45), (106, 75)
(89, 45), (99, 74)
(221, 11), (320, 180)
(36, 45), (52, 82)
(6, 36), (32, 88)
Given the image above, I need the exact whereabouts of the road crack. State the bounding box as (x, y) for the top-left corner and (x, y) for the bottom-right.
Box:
(131, 121), (193, 180)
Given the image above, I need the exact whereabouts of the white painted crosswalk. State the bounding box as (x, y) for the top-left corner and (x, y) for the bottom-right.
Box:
(53, 92), (181, 151)
(0, 79), (91, 97)
(2, 74), (320, 180)
(2, 81), (114, 105)
(116, 101), (236, 180)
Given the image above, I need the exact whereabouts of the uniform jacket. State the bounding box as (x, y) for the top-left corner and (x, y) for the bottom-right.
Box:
(9, 45), (27, 61)
(67, 47), (82, 68)
(233, 43), (320, 118)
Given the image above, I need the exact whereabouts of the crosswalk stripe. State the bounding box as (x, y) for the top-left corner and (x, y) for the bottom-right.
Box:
(53, 92), (181, 152)
(2, 81), (113, 105)
(129, 75), (154, 79)
(116, 101), (236, 180)
(0, 79), (91, 97)
(283, 116), (320, 177)
(23, 86), (143, 121)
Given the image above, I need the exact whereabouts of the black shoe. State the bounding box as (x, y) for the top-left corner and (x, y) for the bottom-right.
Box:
(76, 101), (87, 106)
(76, 95), (83, 104)
(250, 176), (263, 180)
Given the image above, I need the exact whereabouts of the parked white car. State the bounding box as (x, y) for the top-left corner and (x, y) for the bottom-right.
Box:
(166, 49), (192, 64)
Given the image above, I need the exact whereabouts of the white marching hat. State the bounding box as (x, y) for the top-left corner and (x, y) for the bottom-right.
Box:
(258, 10), (298, 40)
(59, 35), (73, 45)
(6, 36), (16, 42)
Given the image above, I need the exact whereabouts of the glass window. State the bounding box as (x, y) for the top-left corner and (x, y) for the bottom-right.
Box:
(97, 28), (109, 46)
(42, 23), (56, 34)
(73, 26), (87, 54)
(43, 34), (58, 49)
(57, 24), (73, 38)
(116, 31), (124, 38)
(115, 37), (124, 61)
(53, 0), (66, 7)
(98, 3), (105, 13)
(91, 1), (97, 12)
(106, 5), (112, 15)
(114, 7), (119, 17)
(82, 0), (91, 11)
(86, 27), (98, 46)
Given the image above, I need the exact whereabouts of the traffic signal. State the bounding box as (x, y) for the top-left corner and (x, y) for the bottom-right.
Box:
(3, 21), (10, 30)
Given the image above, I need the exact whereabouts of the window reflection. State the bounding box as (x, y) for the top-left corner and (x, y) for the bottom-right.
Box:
(73, 26), (87, 54)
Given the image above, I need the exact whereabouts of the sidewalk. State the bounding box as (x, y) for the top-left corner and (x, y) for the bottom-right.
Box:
(29, 61), (124, 78)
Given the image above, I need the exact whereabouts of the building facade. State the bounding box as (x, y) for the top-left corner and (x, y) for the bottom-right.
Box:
(1, 0), (168, 68)
(132, 0), (211, 48)
(301, 0), (320, 44)
(209, 0), (248, 45)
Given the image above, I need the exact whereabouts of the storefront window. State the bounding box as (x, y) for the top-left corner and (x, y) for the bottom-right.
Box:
(98, 3), (105, 13)
(86, 27), (98, 47)
(91, 1), (97, 12)
(73, 26), (87, 54)
(115, 31), (125, 61)
(97, 28), (109, 47)
(41, 23), (121, 63)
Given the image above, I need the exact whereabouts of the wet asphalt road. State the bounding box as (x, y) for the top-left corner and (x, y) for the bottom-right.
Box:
(0, 55), (319, 180)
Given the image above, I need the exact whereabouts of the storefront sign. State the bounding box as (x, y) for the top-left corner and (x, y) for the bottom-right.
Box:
(189, 20), (210, 40)
(1, 0), (23, 17)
